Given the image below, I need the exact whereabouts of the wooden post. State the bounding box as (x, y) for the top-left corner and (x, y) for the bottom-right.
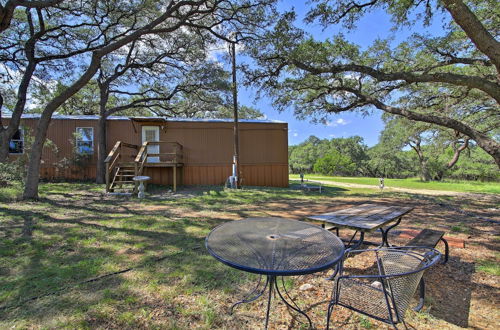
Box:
(180, 166), (183, 189)
(105, 162), (110, 192)
(173, 166), (177, 192)
(134, 162), (139, 192)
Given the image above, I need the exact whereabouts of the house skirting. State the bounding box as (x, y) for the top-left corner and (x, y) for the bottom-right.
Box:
(39, 164), (289, 188)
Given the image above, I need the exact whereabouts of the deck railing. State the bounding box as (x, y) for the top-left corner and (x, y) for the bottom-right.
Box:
(134, 141), (183, 165)
(134, 142), (148, 179)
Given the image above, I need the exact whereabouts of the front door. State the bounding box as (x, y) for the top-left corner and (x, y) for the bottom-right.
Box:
(142, 126), (160, 162)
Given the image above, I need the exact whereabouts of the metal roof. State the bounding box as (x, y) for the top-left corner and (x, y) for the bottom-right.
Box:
(7, 113), (285, 124)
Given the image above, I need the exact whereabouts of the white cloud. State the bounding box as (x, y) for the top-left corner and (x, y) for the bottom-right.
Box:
(326, 118), (350, 127)
(288, 128), (299, 137)
(336, 118), (349, 125)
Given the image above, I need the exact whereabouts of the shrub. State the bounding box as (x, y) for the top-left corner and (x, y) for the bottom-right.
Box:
(0, 158), (26, 186)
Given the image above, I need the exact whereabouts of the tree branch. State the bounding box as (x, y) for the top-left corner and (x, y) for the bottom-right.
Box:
(441, 0), (500, 73)
(0, 0), (62, 33)
(290, 59), (500, 103)
(339, 86), (500, 166)
(447, 137), (469, 169)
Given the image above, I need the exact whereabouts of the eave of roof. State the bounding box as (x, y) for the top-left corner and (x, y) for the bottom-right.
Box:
(7, 113), (286, 124)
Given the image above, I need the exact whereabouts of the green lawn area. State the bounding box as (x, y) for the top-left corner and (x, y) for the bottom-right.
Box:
(0, 182), (498, 329)
(0, 182), (371, 329)
(290, 174), (500, 194)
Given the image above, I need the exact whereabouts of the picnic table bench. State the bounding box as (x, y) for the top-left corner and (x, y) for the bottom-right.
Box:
(406, 228), (449, 263)
(301, 182), (322, 192)
(404, 228), (449, 312)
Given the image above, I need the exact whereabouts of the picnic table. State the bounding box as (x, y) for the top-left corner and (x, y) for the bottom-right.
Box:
(306, 203), (413, 249)
(205, 217), (344, 329)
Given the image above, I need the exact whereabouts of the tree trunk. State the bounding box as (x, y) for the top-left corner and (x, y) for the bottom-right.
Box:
(420, 162), (431, 182)
(0, 132), (10, 161)
(96, 75), (111, 184)
(23, 54), (102, 199)
(22, 111), (52, 199)
(410, 141), (431, 182)
(434, 138), (470, 181)
(95, 109), (108, 184)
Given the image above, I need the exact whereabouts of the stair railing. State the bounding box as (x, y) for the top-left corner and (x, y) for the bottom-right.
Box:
(134, 142), (148, 192)
(104, 141), (139, 192)
(134, 141), (148, 177)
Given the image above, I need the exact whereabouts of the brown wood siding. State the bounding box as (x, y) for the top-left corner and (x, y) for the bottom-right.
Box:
(6, 117), (289, 187)
(8, 118), (102, 168)
(142, 164), (288, 187)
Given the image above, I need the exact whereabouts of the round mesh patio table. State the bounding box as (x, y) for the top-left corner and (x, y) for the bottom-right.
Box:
(206, 217), (345, 329)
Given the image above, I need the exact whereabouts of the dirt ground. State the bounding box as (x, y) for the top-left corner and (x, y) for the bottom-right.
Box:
(259, 195), (500, 329)
(146, 185), (500, 329)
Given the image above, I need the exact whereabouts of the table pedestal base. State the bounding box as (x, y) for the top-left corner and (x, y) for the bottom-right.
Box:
(231, 275), (312, 329)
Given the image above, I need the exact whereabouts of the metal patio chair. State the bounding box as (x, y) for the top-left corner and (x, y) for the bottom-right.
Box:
(326, 246), (441, 329)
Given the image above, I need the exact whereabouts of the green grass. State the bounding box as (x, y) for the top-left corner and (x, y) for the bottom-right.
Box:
(0, 181), (22, 201)
(450, 223), (471, 234)
(476, 260), (500, 276)
(290, 174), (500, 194)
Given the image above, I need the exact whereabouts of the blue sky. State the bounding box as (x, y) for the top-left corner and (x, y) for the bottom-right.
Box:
(236, 1), (447, 146)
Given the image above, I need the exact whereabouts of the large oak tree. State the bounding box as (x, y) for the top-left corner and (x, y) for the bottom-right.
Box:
(247, 0), (499, 166)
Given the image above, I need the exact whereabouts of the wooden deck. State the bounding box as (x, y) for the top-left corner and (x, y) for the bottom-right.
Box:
(105, 141), (184, 193)
(144, 162), (183, 167)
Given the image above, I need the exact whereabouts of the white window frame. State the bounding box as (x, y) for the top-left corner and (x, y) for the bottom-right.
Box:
(9, 128), (24, 154)
(75, 127), (94, 155)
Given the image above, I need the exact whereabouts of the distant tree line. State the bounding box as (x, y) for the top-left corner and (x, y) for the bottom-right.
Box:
(289, 132), (498, 182)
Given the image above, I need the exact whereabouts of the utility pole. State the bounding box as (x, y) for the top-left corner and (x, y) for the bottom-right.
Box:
(230, 38), (240, 188)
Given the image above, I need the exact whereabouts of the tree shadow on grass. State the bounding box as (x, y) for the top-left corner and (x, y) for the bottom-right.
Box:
(0, 202), (231, 324)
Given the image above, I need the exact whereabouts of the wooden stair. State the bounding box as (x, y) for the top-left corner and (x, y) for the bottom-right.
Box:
(105, 140), (184, 193)
(109, 163), (136, 193)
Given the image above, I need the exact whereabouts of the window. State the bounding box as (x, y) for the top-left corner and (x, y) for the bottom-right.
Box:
(9, 128), (24, 154)
(76, 127), (94, 154)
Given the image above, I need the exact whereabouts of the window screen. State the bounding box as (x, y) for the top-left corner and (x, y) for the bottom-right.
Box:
(144, 128), (157, 142)
(76, 127), (94, 154)
(9, 129), (24, 154)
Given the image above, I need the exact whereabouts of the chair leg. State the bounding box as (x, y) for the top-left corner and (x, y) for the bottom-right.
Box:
(413, 278), (425, 312)
(326, 302), (336, 330)
(440, 237), (449, 264)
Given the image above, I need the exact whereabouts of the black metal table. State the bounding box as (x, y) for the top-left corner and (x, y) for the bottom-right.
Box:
(206, 217), (345, 328)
